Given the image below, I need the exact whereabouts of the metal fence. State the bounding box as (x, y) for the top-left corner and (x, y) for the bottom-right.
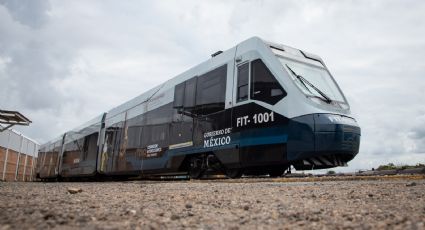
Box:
(0, 126), (39, 181)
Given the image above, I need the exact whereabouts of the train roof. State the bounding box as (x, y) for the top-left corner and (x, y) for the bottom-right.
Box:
(45, 36), (326, 145)
(104, 36), (263, 121)
(39, 134), (62, 150)
(104, 36), (325, 120)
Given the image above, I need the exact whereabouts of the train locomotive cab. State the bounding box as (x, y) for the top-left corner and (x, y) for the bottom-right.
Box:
(230, 38), (361, 172)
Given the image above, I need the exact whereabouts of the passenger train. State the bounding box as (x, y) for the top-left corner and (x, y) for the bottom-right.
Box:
(36, 37), (361, 180)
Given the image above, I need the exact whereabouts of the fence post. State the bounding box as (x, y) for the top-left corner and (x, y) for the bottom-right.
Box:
(2, 130), (11, 181)
(15, 134), (24, 181)
(22, 140), (29, 181)
(30, 143), (36, 181)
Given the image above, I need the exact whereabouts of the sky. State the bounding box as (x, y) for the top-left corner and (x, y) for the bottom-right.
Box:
(0, 0), (424, 172)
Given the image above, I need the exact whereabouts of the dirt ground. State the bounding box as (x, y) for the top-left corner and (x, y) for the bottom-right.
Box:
(0, 178), (424, 229)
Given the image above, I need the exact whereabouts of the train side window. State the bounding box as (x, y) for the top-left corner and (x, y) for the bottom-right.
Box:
(183, 77), (197, 110)
(127, 126), (142, 149)
(146, 102), (173, 125)
(151, 125), (168, 145)
(250, 59), (286, 105)
(86, 133), (99, 161)
(142, 125), (168, 147)
(237, 63), (249, 102)
(82, 137), (89, 160)
(195, 64), (227, 115)
(173, 77), (197, 115)
(173, 82), (185, 109)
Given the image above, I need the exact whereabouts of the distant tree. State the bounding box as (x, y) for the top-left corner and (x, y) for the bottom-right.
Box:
(377, 163), (424, 171)
(377, 163), (397, 171)
(327, 170), (336, 175)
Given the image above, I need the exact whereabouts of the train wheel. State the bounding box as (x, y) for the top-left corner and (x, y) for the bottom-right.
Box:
(189, 157), (205, 179)
(225, 168), (243, 179)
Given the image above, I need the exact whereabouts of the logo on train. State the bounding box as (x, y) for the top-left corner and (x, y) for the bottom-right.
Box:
(203, 128), (232, 148)
(146, 144), (162, 157)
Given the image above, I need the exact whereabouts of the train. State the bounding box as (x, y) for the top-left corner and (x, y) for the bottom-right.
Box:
(36, 37), (361, 180)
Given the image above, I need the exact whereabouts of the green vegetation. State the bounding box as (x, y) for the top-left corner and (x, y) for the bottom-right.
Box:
(376, 163), (425, 171)
(326, 170), (336, 175)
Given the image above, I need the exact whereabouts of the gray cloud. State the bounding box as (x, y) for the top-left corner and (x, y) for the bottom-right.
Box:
(1, 0), (424, 171)
(407, 114), (425, 154)
(0, 0), (50, 28)
(410, 128), (425, 141)
(0, 0), (70, 113)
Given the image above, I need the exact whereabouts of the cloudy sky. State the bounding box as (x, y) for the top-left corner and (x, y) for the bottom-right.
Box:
(0, 0), (424, 172)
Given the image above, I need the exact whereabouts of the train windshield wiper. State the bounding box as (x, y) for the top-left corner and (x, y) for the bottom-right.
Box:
(285, 64), (332, 104)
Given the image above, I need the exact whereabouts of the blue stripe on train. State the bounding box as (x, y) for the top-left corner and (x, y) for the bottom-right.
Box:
(166, 126), (289, 157)
(239, 134), (287, 147)
(239, 126), (288, 147)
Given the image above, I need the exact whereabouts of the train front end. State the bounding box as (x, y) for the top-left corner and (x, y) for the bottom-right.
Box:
(266, 42), (361, 170)
(285, 113), (361, 170)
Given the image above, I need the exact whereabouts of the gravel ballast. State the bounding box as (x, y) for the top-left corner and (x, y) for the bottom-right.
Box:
(0, 179), (424, 229)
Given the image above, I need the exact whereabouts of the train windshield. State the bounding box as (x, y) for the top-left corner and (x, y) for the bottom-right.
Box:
(278, 57), (346, 103)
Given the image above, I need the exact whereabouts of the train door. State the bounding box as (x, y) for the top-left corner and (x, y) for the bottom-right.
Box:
(101, 128), (114, 173)
(232, 53), (289, 173)
(105, 123), (122, 173)
(234, 61), (250, 106)
(170, 78), (196, 149)
(231, 54), (251, 135)
(116, 112), (129, 172)
(208, 55), (251, 174)
(97, 113), (107, 174)
(57, 134), (66, 176)
(190, 65), (230, 147)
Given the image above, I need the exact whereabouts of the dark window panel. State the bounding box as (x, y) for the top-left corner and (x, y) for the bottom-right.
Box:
(108, 122), (124, 163)
(170, 121), (193, 145)
(127, 113), (145, 127)
(237, 63), (249, 86)
(237, 63), (249, 102)
(127, 126), (142, 149)
(86, 133), (98, 161)
(145, 103), (173, 125)
(173, 82), (185, 108)
(250, 59), (286, 105)
(195, 64), (227, 115)
(142, 124), (169, 147)
(83, 136), (89, 160)
(141, 126), (151, 147)
(237, 85), (248, 101)
(151, 124), (168, 146)
(184, 77), (197, 109)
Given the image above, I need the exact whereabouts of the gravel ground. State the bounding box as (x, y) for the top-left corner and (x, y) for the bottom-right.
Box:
(0, 179), (424, 229)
